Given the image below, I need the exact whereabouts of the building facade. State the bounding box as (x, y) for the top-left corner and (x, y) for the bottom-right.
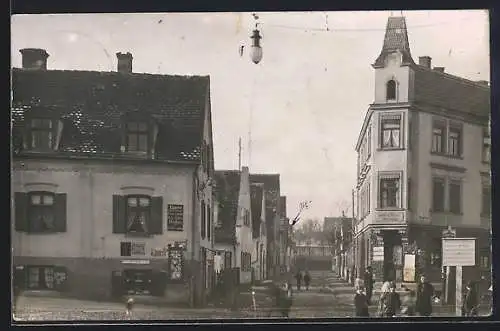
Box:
(251, 183), (267, 282)
(353, 16), (491, 289)
(11, 49), (216, 306)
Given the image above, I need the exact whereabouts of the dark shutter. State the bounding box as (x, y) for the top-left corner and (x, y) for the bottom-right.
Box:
(207, 205), (211, 239)
(201, 201), (206, 239)
(113, 195), (126, 233)
(150, 197), (163, 235)
(13, 266), (26, 290)
(150, 270), (167, 296)
(111, 270), (124, 298)
(15, 192), (28, 232)
(54, 193), (67, 232)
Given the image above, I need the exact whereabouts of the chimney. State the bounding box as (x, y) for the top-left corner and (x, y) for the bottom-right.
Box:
(116, 52), (133, 73)
(433, 67), (445, 73)
(418, 56), (432, 69)
(19, 48), (49, 70)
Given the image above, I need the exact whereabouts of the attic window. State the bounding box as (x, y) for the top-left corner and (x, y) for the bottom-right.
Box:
(126, 121), (148, 153)
(386, 80), (397, 101)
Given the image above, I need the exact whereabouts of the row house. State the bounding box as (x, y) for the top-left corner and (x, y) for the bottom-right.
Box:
(249, 174), (282, 280)
(353, 16), (491, 292)
(213, 168), (253, 284)
(11, 49), (216, 307)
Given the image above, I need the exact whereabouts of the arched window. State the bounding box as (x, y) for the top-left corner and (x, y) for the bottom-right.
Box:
(386, 80), (397, 101)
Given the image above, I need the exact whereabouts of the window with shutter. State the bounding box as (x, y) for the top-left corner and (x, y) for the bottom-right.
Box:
(26, 192), (61, 233)
(15, 192), (28, 232)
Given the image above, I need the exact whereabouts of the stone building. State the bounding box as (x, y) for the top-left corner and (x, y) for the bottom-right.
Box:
(353, 16), (491, 291)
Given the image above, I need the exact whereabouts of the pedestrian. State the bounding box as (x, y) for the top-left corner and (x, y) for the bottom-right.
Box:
(125, 297), (135, 317)
(401, 289), (417, 317)
(379, 281), (401, 317)
(354, 285), (370, 317)
(280, 282), (293, 317)
(462, 281), (479, 317)
(377, 281), (391, 317)
(364, 266), (374, 305)
(416, 275), (434, 317)
(304, 270), (311, 291)
(295, 271), (303, 291)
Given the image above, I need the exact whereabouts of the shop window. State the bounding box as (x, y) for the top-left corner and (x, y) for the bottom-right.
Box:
(26, 266), (67, 290)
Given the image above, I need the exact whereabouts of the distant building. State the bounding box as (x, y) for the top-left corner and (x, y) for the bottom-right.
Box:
(251, 183), (267, 282)
(12, 49), (215, 306)
(353, 16), (491, 290)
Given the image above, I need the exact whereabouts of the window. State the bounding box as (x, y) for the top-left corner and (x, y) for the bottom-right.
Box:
(432, 177), (445, 212)
(379, 174), (400, 209)
(380, 115), (402, 149)
(126, 121), (148, 152)
(367, 126), (372, 157)
(431, 121), (446, 153)
(241, 252), (251, 272)
(482, 184), (491, 217)
(449, 181), (462, 214)
(481, 255), (489, 269)
(407, 179), (411, 210)
(243, 209), (250, 227)
(483, 128), (491, 163)
(201, 200), (206, 239)
(126, 196), (150, 234)
(120, 242), (146, 256)
(30, 118), (54, 150)
(386, 80), (397, 100)
(448, 125), (462, 157)
(27, 266), (55, 290)
(28, 192), (55, 232)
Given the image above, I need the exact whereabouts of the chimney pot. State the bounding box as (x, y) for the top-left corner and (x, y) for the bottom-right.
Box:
(19, 48), (49, 70)
(418, 56), (432, 69)
(116, 52), (133, 73)
(433, 67), (445, 73)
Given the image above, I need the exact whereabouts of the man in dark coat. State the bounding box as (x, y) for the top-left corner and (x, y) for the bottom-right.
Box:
(354, 286), (370, 317)
(295, 271), (303, 291)
(363, 266), (374, 305)
(380, 281), (401, 317)
(462, 281), (478, 317)
(416, 275), (434, 317)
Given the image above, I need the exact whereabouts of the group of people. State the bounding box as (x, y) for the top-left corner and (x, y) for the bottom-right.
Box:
(294, 270), (311, 291)
(354, 268), (482, 318)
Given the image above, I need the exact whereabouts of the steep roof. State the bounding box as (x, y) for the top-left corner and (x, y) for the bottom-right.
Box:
(214, 170), (241, 244)
(373, 16), (415, 68)
(250, 184), (264, 239)
(412, 65), (490, 117)
(11, 68), (210, 162)
(250, 174), (281, 240)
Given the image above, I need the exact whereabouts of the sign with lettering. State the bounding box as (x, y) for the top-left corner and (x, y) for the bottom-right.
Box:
(373, 246), (384, 261)
(151, 247), (168, 257)
(403, 254), (416, 282)
(376, 211), (404, 223)
(167, 204), (184, 231)
(442, 238), (476, 266)
(121, 259), (150, 265)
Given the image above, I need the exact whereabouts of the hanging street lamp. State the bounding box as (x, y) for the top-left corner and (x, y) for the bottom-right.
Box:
(249, 28), (263, 64)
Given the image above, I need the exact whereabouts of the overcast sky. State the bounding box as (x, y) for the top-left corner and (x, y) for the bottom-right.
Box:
(11, 10), (490, 222)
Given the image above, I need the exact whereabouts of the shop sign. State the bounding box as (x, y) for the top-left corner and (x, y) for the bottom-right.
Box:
(442, 238), (475, 266)
(151, 247), (168, 257)
(121, 259), (150, 265)
(403, 254), (416, 282)
(375, 211), (404, 224)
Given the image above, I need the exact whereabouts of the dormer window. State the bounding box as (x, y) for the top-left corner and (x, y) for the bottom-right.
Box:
(29, 118), (54, 150)
(386, 80), (397, 101)
(126, 121), (148, 153)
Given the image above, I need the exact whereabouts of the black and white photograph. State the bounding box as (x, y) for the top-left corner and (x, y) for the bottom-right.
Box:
(11, 9), (493, 322)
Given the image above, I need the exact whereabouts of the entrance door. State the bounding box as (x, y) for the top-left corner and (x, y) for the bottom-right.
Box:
(123, 269), (153, 295)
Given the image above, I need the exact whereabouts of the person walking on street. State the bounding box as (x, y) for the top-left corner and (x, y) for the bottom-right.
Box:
(354, 285), (370, 317)
(304, 271), (311, 291)
(364, 266), (374, 305)
(295, 271), (303, 291)
(379, 281), (401, 317)
(416, 275), (434, 317)
(462, 281), (479, 317)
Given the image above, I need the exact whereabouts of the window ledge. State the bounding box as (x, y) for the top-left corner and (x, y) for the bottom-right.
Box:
(375, 208), (404, 211)
(24, 231), (63, 235)
(125, 232), (153, 238)
(377, 147), (405, 151)
(123, 151), (149, 158)
(431, 152), (463, 160)
(430, 211), (463, 216)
